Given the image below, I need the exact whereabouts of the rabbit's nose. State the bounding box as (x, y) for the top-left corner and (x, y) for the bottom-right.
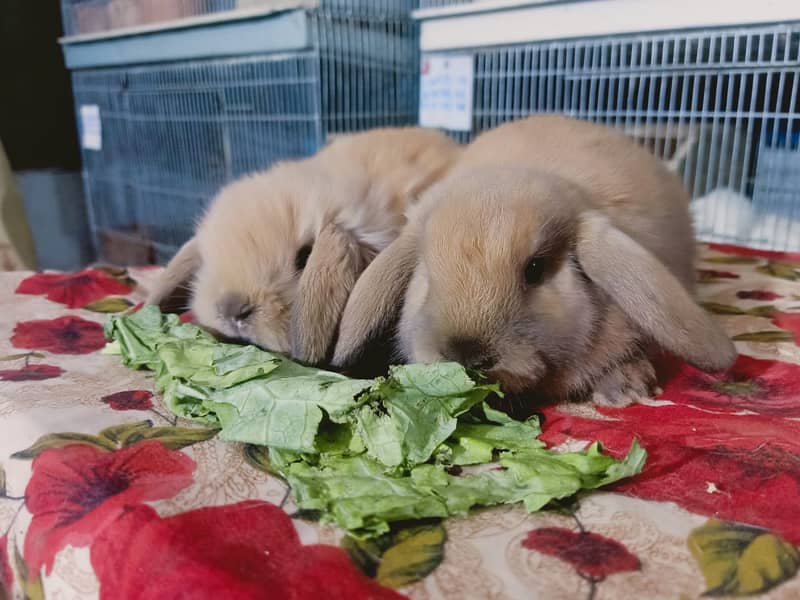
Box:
(443, 337), (497, 371)
(219, 294), (254, 325)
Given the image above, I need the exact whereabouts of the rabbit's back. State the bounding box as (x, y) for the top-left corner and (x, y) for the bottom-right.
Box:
(316, 127), (462, 217)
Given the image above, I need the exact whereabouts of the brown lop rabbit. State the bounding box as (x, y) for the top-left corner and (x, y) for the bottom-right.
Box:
(147, 127), (461, 365)
(333, 115), (736, 405)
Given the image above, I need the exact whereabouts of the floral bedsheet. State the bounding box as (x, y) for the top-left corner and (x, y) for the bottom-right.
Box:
(2, 243), (800, 600)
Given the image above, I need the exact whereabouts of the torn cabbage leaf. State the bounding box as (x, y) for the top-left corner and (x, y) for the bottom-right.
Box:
(106, 306), (646, 537)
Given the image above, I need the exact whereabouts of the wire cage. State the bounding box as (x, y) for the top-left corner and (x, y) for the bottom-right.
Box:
(419, 20), (800, 251)
(65, 1), (420, 264)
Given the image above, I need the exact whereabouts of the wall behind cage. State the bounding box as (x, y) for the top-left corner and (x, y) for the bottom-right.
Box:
(62, 1), (314, 36)
(424, 23), (800, 251)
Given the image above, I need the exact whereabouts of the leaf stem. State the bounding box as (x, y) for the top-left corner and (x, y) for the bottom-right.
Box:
(587, 578), (597, 600)
(149, 407), (176, 425)
(571, 511), (586, 534)
(279, 484), (292, 509)
(578, 573), (600, 600)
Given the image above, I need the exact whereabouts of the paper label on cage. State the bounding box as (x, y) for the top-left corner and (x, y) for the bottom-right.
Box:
(419, 54), (474, 132)
(80, 105), (102, 151)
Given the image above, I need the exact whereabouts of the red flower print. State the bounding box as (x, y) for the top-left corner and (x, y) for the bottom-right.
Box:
(0, 535), (11, 597)
(539, 403), (800, 545)
(658, 355), (800, 417)
(522, 528), (640, 579)
(771, 312), (800, 344)
(736, 290), (784, 301)
(16, 269), (133, 309)
(101, 390), (154, 411)
(91, 501), (405, 600)
(708, 243), (800, 263)
(0, 364), (64, 382)
(12, 316), (106, 355)
(24, 441), (195, 574)
(179, 310), (195, 324)
(696, 269), (740, 282)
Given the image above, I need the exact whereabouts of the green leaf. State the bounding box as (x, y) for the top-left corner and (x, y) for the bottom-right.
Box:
(343, 523), (447, 588)
(342, 534), (385, 577)
(11, 432), (116, 459)
(243, 444), (280, 477)
(285, 440), (645, 537)
(376, 524), (447, 588)
(732, 331), (796, 343)
(688, 520), (800, 596)
(704, 256), (761, 265)
(104, 306), (647, 540)
(0, 353), (45, 363)
(757, 262), (800, 281)
(98, 420), (154, 444)
(93, 265), (137, 290)
(83, 297), (134, 313)
(0, 463), (5, 497)
(745, 305), (777, 318)
(118, 425), (218, 450)
(355, 364), (499, 468)
(447, 408), (544, 466)
(119, 276), (138, 289)
(211, 372), (369, 453)
(94, 265), (129, 278)
(701, 303), (746, 316)
(13, 541), (44, 600)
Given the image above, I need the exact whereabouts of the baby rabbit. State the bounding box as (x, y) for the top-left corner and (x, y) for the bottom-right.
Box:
(147, 127), (461, 365)
(333, 115), (737, 405)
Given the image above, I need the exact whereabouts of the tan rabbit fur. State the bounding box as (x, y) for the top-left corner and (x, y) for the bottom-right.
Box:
(334, 115), (737, 405)
(147, 127), (461, 364)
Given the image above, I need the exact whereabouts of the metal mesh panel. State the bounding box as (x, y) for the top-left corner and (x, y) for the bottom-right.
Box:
(73, 52), (324, 262)
(314, 3), (419, 134)
(70, 3), (420, 263)
(428, 23), (800, 251)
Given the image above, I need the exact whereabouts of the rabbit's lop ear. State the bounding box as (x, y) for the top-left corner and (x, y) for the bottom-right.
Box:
(576, 211), (737, 372)
(290, 223), (374, 365)
(332, 229), (419, 368)
(147, 238), (201, 313)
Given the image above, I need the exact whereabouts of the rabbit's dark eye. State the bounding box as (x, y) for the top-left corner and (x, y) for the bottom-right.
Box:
(295, 244), (313, 271)
(524, 257), (547, 286)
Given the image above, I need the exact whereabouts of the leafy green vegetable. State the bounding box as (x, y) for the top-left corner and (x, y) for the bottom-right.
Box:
(106, 306), (646, 537)
(356, 364), (499, 468)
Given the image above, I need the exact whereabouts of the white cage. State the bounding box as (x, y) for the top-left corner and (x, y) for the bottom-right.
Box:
(415, 0), (800, 251)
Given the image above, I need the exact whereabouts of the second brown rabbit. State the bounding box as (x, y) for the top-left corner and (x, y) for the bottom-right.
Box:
(148, 127), (461, 365)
